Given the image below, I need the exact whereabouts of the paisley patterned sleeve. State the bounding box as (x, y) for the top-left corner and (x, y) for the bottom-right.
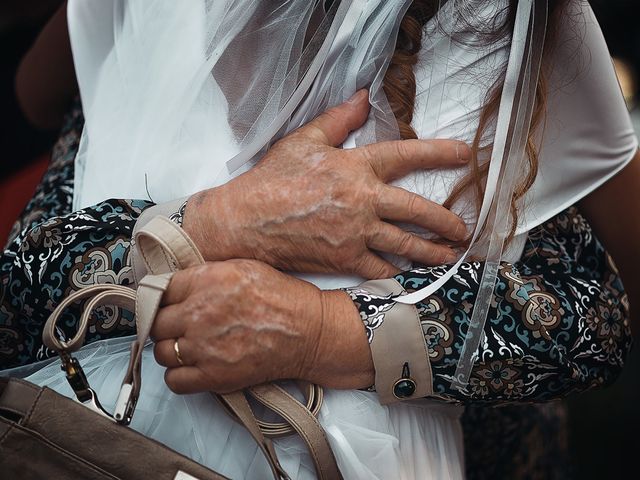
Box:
(0, 103), (161, 369)
(345, 207), (633, 404)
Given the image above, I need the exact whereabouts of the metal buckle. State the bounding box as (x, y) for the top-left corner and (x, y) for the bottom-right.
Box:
(59, 351), (91, 401)
(59, 351), (135, 424)
(81, 388), (116, 421)
(114, 383), (137, 425)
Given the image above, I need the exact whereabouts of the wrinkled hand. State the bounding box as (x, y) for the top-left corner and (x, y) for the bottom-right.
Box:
(151, 261), (373, 394)
(184, 90), (469, 279)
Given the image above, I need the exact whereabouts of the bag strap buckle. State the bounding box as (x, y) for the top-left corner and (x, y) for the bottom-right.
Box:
(114, 383), (137, 425)
(59, 351), (114, 422)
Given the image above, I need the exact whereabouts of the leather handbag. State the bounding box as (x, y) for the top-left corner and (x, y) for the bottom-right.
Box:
(0, 215), (342, 480)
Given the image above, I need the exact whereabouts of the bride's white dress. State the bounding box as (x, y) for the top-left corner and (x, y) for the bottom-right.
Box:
(15, 0), (635, 478)
(18, 338), (465, 479)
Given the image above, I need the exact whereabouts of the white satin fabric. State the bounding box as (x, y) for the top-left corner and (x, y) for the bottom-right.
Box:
(407, 0), (637, 241)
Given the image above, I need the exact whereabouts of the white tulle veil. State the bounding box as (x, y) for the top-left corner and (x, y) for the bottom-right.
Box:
(68, 0), (548, 388)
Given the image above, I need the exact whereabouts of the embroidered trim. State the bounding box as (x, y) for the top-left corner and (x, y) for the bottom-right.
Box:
(342, 287), (396, 344)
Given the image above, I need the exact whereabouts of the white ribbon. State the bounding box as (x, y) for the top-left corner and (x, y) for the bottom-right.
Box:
(394, 0), (548, 388)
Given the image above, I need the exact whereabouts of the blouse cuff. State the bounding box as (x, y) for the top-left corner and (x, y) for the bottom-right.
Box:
(131, 196), (189, 285)
(344, 279), (433, 405)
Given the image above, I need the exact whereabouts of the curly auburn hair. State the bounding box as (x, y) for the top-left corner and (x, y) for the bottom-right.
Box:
(382, 0), (568, 243)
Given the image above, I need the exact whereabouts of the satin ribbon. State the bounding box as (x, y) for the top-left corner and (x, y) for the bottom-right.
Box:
(397, 0), (549, 389)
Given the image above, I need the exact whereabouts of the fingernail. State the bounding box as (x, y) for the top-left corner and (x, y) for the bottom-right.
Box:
(347, 89), (368, 104)
(456, 142), (471, 163)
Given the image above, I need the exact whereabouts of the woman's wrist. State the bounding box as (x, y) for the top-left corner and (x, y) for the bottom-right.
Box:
(302, 289), (375, 389)
(182, 187), (244, 262)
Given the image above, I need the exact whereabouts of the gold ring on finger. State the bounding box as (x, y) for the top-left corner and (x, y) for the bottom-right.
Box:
(174, 338), (184, 366)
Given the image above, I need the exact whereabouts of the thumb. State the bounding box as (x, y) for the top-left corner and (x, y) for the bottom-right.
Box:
(298, 89), (371, 146)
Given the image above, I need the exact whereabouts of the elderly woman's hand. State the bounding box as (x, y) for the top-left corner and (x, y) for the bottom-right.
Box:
(151, 260), (374, 394)
(183, 90), (469, 280)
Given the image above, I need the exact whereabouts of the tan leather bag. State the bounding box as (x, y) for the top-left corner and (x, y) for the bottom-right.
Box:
(0, 216), (342, 480)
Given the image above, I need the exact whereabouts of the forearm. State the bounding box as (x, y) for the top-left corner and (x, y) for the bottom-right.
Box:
(15, 1), (78, 130)
(181, 188), (237, 262)
(306, 290), (375, 390)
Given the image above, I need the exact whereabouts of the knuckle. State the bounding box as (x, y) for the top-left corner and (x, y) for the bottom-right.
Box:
(396, 233), (415, 256)
(394, 140), (412, 160)
(418, 140), (435, 160)
(352, 254), (371, 275)
(371, 262), (392, 279)
(437, 211), (462, 239)
(270, 134), (290, 150)
(370, 182), (385, 210)
(347, 184), (375, 217)
(153, 343), (163, 363)
(215, 261), (247, 284)
(184, 294), (204, 315)
(207, 378), (222, 393)
(363, 224), (380, 246)
(284, 126), (306, 139)
(279, 132), (312, 152)
(426, 245), (451, 265)
(419, 242), (439, 263)
(290, 123), (320, 143)
(228, 259), (264, 283)
(423, 245), (441, 265)
(190, 264), (215, 283)
(216, 381), (236, 394)
(334, 248), (355, 267)
(357, 147), (379, 175)
(225, 258), (250, 272)
(357, 255), (391, 279)
(335, 243), (365, 271)
(439, 247), (456, 264)
(405, 194), (423, 221)
(323, 108), (341, 123)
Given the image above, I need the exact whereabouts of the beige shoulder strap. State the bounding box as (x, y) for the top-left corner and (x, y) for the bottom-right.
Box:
(43, 284), (136, 352)
(135, 215), (204, 274)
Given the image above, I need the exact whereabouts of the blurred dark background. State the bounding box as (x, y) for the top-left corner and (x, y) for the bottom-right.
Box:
(0, 0), (61, 179)
(1, 1), (639, 478)
(568, 1), (640, 478)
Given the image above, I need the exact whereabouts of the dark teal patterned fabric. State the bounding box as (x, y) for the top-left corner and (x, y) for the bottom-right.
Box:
(1, 102), (154, 368)
(347, 206), (632, 404)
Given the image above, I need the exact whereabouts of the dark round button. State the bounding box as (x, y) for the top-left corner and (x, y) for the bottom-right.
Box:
(393, 378), (416, 399)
